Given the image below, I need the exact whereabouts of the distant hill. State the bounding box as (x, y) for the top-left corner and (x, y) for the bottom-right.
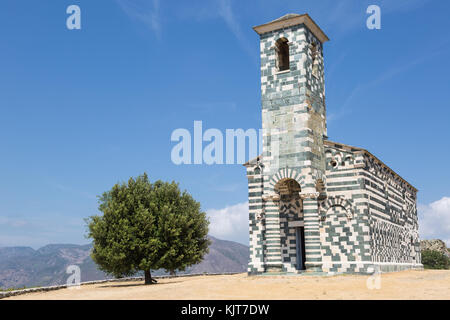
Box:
(0, 236), (248, 290)
(186, 236), (249, 274)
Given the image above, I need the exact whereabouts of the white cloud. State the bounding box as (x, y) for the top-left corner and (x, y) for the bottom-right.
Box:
(378, 0), (433, 14)
(0, 214), (88, 249)
(207, 202), (248, 245)
(217, 0), (252, 55)
(320, 0), (433, 38)
(174, 0), (254, 59)
(217, 0), (238, 33)
(329, 39), (450, 123)
(116, 0), (161, 38)
(0, 216), (28, 228)
(418, 197), (450, 247)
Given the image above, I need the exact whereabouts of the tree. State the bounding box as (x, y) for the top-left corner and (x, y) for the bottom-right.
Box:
(86, 173), (210, 284)
(421, 249), (450, 270)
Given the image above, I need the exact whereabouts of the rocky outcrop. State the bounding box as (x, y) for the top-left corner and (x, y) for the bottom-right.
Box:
(420, 239), (450, 257)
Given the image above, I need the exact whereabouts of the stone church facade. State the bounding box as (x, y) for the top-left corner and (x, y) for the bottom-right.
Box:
(244, 14), (422, 274)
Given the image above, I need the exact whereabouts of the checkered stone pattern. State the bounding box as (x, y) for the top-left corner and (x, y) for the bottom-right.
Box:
(320, 144), (373, 273)
(363, 154), (421, 269)
(320, 142), (422, 273)
(319, 205), (370, 273)
(245, 160), (266, 274)
(259, 23), (326, 177)
(257, 22), (327, 273)
(371, 219), (413, 262)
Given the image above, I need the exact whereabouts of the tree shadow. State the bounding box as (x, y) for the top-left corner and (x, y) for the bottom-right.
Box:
(99, 280), (183, 288)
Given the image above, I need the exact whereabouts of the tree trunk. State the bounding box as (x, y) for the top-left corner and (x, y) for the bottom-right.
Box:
(144, 270), (157, 285)
(144, 270), (152, 285)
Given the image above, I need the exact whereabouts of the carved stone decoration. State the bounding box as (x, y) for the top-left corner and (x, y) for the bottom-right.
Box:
(262, 194), (281, 201)
(299, 192), (320, 199)
(315, 179), (325, 192)
(255, 211), (264, 221)
(319, 196), (354, 221)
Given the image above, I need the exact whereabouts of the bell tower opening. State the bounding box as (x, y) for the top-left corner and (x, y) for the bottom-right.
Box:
(275, 37), (290, 71)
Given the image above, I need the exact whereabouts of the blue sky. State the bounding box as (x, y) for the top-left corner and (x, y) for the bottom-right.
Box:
(0, 0), (449, 248)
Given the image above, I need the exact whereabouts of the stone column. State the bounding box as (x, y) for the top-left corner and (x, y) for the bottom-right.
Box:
(262, 194), (283, 272)
(247, 172), (266, 274)
(301, 192), (323, 272)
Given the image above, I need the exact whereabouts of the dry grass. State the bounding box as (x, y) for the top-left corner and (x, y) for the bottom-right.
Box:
(4, 269), (450, 300)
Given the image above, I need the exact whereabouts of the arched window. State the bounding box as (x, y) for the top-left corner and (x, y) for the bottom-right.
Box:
(311, 42), (319, 78)
(275, 38), (290, 71)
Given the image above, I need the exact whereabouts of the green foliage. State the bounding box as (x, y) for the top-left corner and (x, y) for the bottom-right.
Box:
(86, 173), (210, 280)
(421, 249), (450, 269)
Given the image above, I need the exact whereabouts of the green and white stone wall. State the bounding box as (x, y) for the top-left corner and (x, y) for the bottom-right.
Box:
(319, 142), (372, 273)
(258, 20), (327, 273)
(245, 14), (422, 275)
(246, 158), (266, 273)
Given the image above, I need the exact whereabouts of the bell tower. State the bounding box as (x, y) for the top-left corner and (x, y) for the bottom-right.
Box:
(252, 14), (329, 272)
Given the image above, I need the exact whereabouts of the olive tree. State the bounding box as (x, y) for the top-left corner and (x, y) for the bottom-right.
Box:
(86, 173), (210, 284)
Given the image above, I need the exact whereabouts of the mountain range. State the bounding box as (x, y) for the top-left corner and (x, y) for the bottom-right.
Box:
(0, 236), (249, 290)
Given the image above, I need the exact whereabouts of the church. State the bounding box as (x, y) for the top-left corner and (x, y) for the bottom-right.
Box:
(244, 13), (422, 274)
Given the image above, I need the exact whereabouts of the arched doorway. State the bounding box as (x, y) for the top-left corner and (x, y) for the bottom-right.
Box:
(274, 178), (305, 271)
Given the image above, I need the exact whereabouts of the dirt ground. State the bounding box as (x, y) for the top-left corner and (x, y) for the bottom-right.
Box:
(3, 270), (450, 300)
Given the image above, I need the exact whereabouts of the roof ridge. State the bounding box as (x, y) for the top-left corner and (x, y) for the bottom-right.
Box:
(270, 13), (302, 23)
